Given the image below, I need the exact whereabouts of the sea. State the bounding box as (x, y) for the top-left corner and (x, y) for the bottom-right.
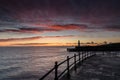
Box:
(0, 46), (76, 80)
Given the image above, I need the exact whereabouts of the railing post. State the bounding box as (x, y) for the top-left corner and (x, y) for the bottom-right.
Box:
(90, 51), (91, 56)
(74, 54), (77, 71)
(85, 51), (86, 59)
(86, 51), (88, 58)
(54, 61), (58, 80)
(88, 51), (90, 57)
(78, 52), (80, 62)
(94, 51), (96, 55)
(67, 56), (70, 78)
(88, 51), (89, 57)
(103, 51), (104, 55)
(82, 51), (85, 60)
(91, 51), (93, 56)
(87, 51), (88, 57)
(83, 52), (84, 60)
(81, 51), (83, 62)
(92, 51), (94, 56)
(87, 51), (89, 57)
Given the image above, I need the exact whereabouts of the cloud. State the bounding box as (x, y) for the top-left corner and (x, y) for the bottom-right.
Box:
(50, 24), (88, 31)
(13, 43), (49, 46)
(12, 43), (68, 46)
(18, 27), (57, 33)
(0, 27), (57, 33)
(0, 35), (76, 42)
(0, 23), (120, 34)
(0, 36), (41, 42)
(0, 0), (119, 29)
(0, 24), (88, 33)
(44, 35), (76, 38)
(104, 25), (120, 31)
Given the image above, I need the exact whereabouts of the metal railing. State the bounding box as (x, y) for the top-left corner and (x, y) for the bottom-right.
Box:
(39, 51), (96, 80)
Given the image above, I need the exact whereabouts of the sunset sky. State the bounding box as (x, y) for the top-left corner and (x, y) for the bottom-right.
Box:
(0, 0), (120, 46)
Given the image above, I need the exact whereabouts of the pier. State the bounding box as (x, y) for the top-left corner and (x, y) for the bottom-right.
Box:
(67, 41), (120, 52)
(39, 51), (120, 80)
(38, 41), (120, 80)
(61, 52), (120, 80)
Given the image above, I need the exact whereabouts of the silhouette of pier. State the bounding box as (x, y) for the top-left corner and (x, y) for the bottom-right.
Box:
(67, 40), (120, 52)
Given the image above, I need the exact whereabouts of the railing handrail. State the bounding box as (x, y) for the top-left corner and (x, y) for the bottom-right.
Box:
(39, 51), (96, 80)
(39, 67), (55, 80)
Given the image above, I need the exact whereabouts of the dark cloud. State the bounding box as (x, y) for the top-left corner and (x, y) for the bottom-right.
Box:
(18, 27), (57, 33)
(0, 24), (88, 33)
(104, 25), (120, 31)
(0, 0), (120, 34)
(0, 36), (41, 42)
(0, 27), (57, 33)
(0, 0), (120, 22)
(0, 23), (120, 33)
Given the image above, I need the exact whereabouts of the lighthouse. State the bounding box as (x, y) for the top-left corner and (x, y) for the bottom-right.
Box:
(78, 40), (80, 47)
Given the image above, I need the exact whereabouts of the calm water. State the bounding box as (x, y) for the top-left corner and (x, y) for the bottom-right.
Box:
(0, 46), (76, 80)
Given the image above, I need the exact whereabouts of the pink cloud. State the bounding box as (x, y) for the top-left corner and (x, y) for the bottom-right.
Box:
(50, 24), (88, 31)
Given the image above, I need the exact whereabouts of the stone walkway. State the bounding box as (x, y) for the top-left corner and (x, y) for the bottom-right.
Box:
(62, 52), (120, 80)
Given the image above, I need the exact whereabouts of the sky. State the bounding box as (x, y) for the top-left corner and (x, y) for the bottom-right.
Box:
(0, 0), (120, 46)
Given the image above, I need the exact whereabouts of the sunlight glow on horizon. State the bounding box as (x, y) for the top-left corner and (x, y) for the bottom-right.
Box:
(0, 37), (119, 46)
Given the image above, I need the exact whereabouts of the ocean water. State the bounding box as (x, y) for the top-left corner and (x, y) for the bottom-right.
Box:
(0, 46), (76, 80)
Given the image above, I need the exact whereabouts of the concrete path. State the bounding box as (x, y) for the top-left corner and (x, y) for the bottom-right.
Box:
(62, 52), (120, 80)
